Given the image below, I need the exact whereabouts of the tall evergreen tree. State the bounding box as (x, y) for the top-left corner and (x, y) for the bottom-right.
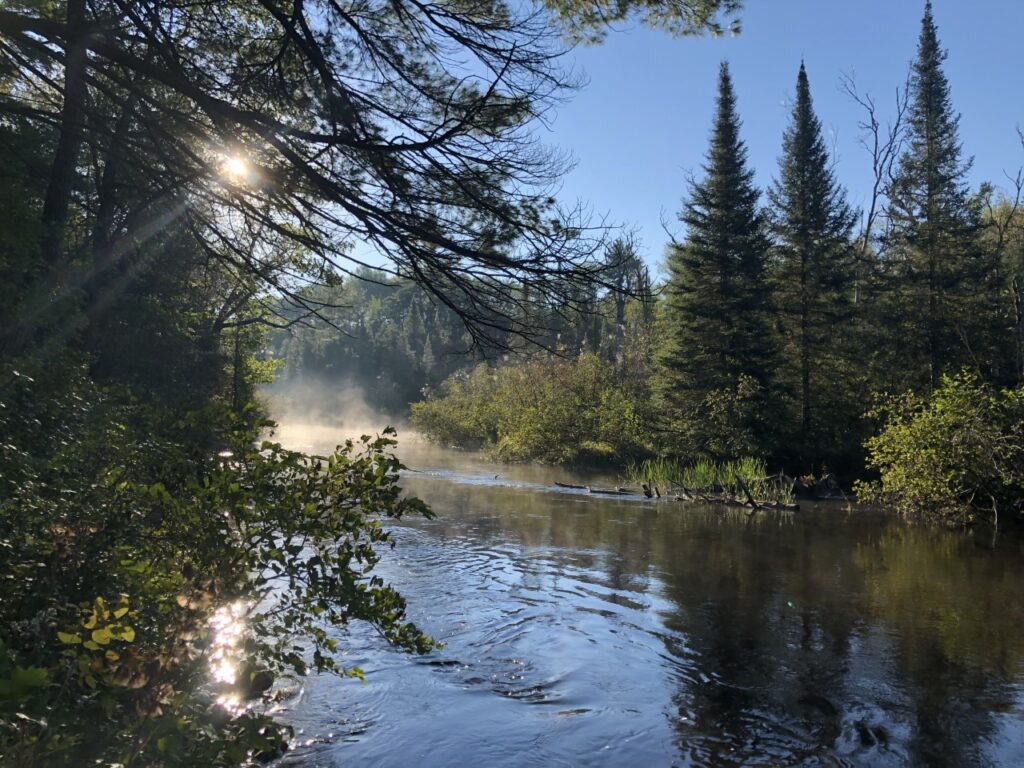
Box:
(660, 62), (774, 456)
(881, 1), (991, 391)
(768, 62), (857, 466)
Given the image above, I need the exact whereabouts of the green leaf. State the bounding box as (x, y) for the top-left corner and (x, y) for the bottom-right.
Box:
(57, 631), (82, 644)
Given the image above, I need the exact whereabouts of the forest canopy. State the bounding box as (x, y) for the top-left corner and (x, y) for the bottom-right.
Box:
(0, 0), (740, 350)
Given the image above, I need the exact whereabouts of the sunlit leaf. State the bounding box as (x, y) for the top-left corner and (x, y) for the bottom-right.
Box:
(91, 629), (112, 645)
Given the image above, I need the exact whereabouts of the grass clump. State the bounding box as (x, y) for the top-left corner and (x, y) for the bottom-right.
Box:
(627, 456), (795, 505)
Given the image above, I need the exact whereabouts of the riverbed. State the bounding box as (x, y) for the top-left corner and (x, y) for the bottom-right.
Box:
(270, 426), (1024, 767)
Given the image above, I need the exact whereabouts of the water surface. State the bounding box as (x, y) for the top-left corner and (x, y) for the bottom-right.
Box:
(272, 427), (1024, 767)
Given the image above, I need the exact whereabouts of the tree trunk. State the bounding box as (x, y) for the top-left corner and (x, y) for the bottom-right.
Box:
(40, 0), (89, 272)
(1013, 274), (1024, 385)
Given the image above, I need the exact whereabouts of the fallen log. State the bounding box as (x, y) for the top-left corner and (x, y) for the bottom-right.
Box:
(669, 489), (799, 512)
(554, 481), (588, 490)
(587, 486), (630, 496)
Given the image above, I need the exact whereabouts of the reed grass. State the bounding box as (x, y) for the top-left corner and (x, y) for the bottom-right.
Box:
(626, 456), (795, 505)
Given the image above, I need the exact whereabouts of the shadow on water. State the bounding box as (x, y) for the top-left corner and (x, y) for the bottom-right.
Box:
(271, 429), (1024, 767)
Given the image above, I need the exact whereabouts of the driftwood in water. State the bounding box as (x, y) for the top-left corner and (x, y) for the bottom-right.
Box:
(587, 486), (630, 496)
(554, 481), (634, 496)
(639, 484), (662, 498)
(671, 484), (799, 512)
(555, 478), (797, 510)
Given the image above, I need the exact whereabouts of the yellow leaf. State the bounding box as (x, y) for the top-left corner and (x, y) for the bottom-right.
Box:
(105, 650), (120, 662)
(119, 627), (136, 643)
(83, 612), (98, 629)
(57, 632), (81, 645)
(113, 607), (129, 619)
(91, 628), (112, 645)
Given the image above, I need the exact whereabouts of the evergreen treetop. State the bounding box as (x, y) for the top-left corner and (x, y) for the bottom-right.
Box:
(770, 62), (855, 265)
(890, 0), (973, 223)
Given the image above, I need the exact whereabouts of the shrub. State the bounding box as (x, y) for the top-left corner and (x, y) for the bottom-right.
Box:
(0, 361), (433, 765)
(411, 354), (651, 465)
(855, 373), (1024, 527)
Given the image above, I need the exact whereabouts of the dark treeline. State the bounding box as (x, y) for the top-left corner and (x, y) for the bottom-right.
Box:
(657, 3), (1023, 483)
(267, 276), (486, 417)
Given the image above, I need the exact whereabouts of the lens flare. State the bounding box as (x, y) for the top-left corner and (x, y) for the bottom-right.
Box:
(221, 154), (249, 181)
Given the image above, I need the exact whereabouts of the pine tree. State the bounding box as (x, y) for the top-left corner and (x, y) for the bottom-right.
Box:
(768, 62), (857, 465)
(421, 334), (437, 379)
(660, 62), (774, 456)
(881, 0), (991, 391)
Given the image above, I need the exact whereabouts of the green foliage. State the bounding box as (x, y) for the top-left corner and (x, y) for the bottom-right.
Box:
(412, 354), (651, 465)
(856, 373), (1024, 526)
(682, 374), (772, 460)
(979, 192), (1024, 385)
(0, 360), (434, 766)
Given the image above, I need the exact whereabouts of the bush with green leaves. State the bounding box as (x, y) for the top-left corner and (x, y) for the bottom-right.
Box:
(656, 374), (778, 462)
(856, 373), (1024, 527)
(0, 360), (433, 766)
(412, 353), (651, 465)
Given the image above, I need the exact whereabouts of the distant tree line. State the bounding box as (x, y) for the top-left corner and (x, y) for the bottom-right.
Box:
(268, 246), (655, 417)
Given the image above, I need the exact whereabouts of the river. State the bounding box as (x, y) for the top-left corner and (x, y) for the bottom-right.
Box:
(268, 425), (1024, 767)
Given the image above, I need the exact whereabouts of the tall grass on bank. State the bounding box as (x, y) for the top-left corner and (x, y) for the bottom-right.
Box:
(626, 456), (795, 505)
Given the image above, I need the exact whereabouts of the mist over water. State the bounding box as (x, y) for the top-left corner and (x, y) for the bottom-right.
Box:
(262, 376), (424, 453)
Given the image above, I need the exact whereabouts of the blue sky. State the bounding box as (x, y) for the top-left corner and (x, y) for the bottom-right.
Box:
(547, 0), (1024, 271)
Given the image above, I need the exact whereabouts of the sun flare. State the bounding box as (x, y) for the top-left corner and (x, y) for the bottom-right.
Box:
(221, 154), (249, 181)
